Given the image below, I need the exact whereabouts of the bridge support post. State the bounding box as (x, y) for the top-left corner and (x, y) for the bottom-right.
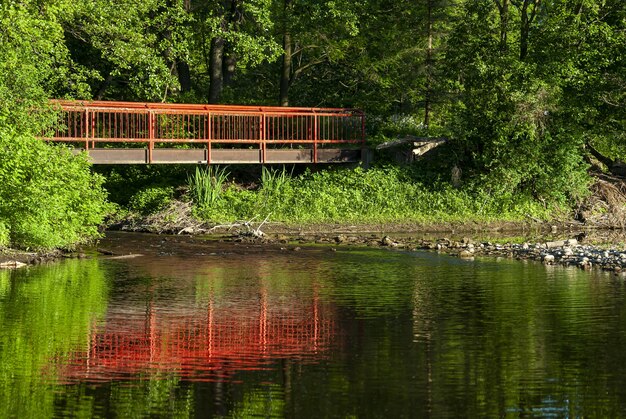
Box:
(313, 113), (318, 164)
(260, 113), (266, 164)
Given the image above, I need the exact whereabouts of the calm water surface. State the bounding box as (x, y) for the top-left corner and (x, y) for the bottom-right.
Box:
(2, 232), (626, 417)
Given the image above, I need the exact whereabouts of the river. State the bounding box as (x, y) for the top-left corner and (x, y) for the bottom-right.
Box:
(1, 232), (626, 417)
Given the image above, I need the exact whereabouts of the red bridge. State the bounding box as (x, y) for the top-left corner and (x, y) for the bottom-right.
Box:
(45, 100), (366, 164)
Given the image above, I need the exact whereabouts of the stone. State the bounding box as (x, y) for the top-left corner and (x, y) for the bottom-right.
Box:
(382, 236), (398, 247)
(0, 261), (27, 269)
(543, 254), (555, 264)
(546, 240), (566, 249)
(458, 250), (474, 259)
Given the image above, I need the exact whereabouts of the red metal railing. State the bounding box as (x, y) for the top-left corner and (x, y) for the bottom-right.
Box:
(47, 100), (365, 164)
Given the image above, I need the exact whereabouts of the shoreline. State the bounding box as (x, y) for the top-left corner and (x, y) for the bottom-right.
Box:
(2, 222), (626, 273)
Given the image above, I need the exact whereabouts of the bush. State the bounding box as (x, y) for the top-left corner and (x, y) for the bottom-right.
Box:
(128, 186), (174, 215)
(0, 127), (112, 250)
(0, 221), (9, 248)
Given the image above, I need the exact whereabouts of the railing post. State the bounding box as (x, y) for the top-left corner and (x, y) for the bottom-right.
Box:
(84, 110), (90, 150)
(207, 112), (212, 165)
(260, 113), (266, 164)
(91, 110), (96, 149)
(313, 112), (318, 164)
(148, 111), (155, 164)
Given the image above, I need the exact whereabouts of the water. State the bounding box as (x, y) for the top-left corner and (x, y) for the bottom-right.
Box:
(2, 233), (626, 417)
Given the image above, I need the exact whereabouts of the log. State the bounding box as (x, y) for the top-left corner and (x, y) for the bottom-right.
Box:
(376, 136), (448, 150)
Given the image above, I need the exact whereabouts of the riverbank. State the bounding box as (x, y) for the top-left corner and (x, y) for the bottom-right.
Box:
(106, 226), (626, 275)
(0, 248), (65, 269)
(4, 221), (626, 274)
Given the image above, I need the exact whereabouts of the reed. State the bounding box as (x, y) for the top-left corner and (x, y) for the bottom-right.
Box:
(187, 166), (230, 208)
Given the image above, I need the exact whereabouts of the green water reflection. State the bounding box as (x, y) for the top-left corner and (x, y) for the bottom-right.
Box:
(0, 260), (108, 418)
(2, 239), (626, 417)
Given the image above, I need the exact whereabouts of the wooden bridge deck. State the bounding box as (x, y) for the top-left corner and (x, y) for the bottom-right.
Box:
(45, 100), (366, 164)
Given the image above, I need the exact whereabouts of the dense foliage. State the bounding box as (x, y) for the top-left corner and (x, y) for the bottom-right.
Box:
(0, 0), (111, 250)
(2, 0), (626, 233)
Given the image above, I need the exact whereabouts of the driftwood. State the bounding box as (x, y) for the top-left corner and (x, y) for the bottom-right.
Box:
(412, 139), (447, 156)
(376, 136), (448, 161)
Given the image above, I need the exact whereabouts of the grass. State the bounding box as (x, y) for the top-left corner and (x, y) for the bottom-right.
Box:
(189, 165), (561, 224)
(187, 166), (230, 208)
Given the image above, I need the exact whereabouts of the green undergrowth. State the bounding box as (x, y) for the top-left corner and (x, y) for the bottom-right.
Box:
(182, 165), (563, 224)
(0, 127), (112, 250)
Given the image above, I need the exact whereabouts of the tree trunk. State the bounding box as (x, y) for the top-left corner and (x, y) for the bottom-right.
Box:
(279, 0), (293, 107)
(519, 0), (529, 60)
(280, 32), (292, 107)
(423, 0), (434, 128)
(208, 37), (224, 103)
(177, 61), (191, 93)
(95, 73), (114, 100)
(223, 0), (240, 86)
(494, 0), (509, 53)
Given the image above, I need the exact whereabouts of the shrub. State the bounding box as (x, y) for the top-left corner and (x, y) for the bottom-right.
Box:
(0, 221), (9, 248)
(128, 186), (174, 215)
(0, 127), (112, 250)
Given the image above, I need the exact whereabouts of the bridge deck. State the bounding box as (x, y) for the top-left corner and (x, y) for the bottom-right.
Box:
(45, 100), (366, 164)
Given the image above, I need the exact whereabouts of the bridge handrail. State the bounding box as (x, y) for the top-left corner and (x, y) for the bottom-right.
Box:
(44, 100), (366, 164)
(50, 99), (364, 116)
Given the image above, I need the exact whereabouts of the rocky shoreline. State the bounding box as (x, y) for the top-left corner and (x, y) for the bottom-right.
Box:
(3, 228), (626, 275)
(252, 231), (626, 274)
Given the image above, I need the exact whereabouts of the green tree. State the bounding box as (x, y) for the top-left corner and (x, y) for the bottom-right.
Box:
(0, 0), (111, 250)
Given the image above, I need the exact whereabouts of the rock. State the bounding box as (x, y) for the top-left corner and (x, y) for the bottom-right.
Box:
(458, 250), (474, 259)
(551, 225), (558, 233)
(381, 236), (398, 247)
(178, 227), (195, 235)
(566, 239), (578, 246)
(108, 254), (144, 260)
(0, 261), (28, 269)
(543, 254), (555, 264)
(293, 247), (301, 251)
(522, 243), (529, 250)
(335, 234), (347, 244)
(546, 240), (566, 249)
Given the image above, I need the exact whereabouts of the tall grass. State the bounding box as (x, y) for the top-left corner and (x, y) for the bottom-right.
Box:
(189, 166), (559, 224)
(261, 166), (292, 196)
(187, 166), (230, 208)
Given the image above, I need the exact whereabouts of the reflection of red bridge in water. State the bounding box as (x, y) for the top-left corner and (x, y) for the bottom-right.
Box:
(61, 291), (335, 382)
(45, 100), (366, 164)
